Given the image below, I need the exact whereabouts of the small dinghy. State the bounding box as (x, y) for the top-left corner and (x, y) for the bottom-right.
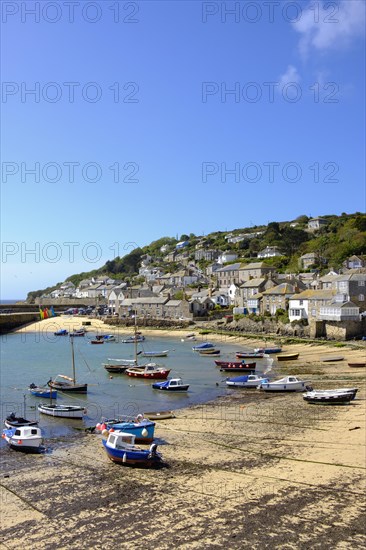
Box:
(348, 362), (366, 368)
(28, 384), (57, 399)
(198, 348), (220, 356)
(152, 378), (189, 392)
(2, 425), (43, 453)
(54, 329), (68, 336)
(235, 352), (265, 359)
(102, 431), (164, 467)
(143, 410), (175, 420)
(276, 353), (299, 361)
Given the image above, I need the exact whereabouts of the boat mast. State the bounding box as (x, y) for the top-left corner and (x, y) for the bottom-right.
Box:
(70, 335), (76, 384)
(134, 312), (138, 364)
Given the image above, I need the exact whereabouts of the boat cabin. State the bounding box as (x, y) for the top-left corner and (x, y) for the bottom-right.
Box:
(107, 432), (137, 450)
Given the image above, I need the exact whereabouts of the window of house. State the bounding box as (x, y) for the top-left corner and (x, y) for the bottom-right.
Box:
(299, 300), (303, 305)
(358, 280), (365, 286)
(359, 294), (365, 301)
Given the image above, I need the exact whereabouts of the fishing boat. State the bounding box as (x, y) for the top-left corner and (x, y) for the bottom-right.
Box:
(54, 329), (68, 336)
(152, 378), (189, 392)
(215, 360), (244, 368)
(198, 348), (220, 356)
(192, 342), (214, 351)
(348, 362), (366, 368)
(143, 410), (175, 420)
(303, 388), (358, 404)
(121, 335), (145, 343)
(219, 362), (256, 373)
(28, 383), (57, 399)
(102, 431), (163, 467)
(260, 376), (310, 392)
(48, 336), (88, 393)
(276, 353), (299, 362)
(4, 413), (38, 429)
(2, 425), (43, 453)
(38, 403), (86, 418)
(141, 350), (169, 358)
(225, 374), (269, 388)
(96, 415), (155, 442)
(235, 352), (265, 359)
(126, 363), (171, 379)
(254, 347), (282, 354)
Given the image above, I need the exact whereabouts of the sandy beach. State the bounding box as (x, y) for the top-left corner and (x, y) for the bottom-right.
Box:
(1, 317), (365, 548)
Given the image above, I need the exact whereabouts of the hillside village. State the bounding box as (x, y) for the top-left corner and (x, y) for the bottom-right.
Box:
(32, 214), (366, 340)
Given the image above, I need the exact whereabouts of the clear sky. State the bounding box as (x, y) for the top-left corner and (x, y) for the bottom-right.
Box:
(1, 0), (365, 299)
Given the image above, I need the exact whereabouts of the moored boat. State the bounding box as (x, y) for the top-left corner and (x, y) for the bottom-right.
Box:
(48, 336), (88, 393)
(348, 362), (366, 368)
(303, 388), (358, 404)
(96, 415), (155, 442)
(260, 376), (310, 392)
(152, 378), (189, 392)
(54, 329), (68, 336)
(2, 425), (43, 453)
(219, 362), (256, 373)
(38, 403), (86, 418)
(192, 342), (214, 351)
(198, 348), (220, 356)
(121, 335), (145, 343)
(4, 413), (38, 429)
(143, 410), (175, 420)
(225, 374), (269, 388)
(141, 350), (169, 358)
(235, 352), (265, 359)
(90, 339), (104, 345)
(321, 356), (344, 362)
(28, 383), (57, 399)
(276, 353), (299, 362)
(126, 363), (171, 379)
(254, 347), (282, 354)
(102, 432), (163, 467)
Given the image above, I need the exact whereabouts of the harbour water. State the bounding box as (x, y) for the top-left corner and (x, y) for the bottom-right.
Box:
(0, 330), (273, 441)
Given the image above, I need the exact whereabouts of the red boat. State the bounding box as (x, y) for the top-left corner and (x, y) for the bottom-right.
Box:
(215, 360), (243, 368)
(219, 362), (256, 373)
(91, 339), (104, 345)
(125, 364), (171, 379)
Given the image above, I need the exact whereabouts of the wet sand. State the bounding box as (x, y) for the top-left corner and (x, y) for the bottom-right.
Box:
(1, 318), (365, 548)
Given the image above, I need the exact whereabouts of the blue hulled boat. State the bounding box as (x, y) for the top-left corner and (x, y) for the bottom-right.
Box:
(192, 342), (214, 351)
(152, 378), (189, 392)
(97, 415), (155, 442)
(28, 384), (57, 399)
(102, 432), (163, 467)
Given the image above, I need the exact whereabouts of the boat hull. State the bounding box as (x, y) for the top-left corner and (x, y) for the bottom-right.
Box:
(152, 383), (189, 391)
(2, 428), (43, 453)
(38, 404), (86, 418)
(126, 368), (171, 379)
(102, 440), (162, 467)
(143, 411), (175, 420)
(49, 382), (88, 393)
(348, 363), (366, 368)
(29, 388), (57, 398)
(276, 354), (299, 361)
(103, 365), (129, 373)
(303, 394), (354, 404)
(219, 362), (256, 373)
(260, 382), (307, 392)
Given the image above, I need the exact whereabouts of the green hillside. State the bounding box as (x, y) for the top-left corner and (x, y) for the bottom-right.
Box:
(26, 212), (366, 300)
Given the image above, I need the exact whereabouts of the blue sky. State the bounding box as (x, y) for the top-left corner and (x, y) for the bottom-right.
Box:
(1, 0), (365, 298)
